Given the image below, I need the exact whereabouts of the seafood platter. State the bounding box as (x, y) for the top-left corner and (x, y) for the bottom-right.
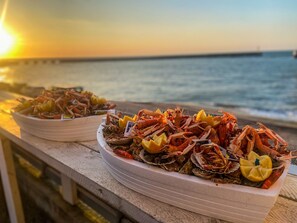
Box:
(12, 88), (115, 142)
(98, 108), (294, 223)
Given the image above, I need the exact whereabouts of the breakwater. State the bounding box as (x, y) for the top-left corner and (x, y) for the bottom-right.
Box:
(0, 51), (262, 66)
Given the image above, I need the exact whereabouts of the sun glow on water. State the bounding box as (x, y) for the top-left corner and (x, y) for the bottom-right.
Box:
(0, 25), (15, 57)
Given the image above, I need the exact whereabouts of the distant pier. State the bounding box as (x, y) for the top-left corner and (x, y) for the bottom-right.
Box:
(0, 51), (263, 66)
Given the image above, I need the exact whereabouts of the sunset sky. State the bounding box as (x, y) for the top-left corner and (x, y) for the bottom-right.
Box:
(1, 0), (297, 58)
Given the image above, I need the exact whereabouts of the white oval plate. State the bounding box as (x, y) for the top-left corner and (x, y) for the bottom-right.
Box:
(12, 111), (111, 142)
(97, 122), (289, 223)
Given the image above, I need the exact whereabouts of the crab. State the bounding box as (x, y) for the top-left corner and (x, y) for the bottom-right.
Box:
(191, 143), (240, 174)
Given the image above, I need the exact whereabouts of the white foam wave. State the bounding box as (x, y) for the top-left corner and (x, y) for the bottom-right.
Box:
(239, 108), (297, 122)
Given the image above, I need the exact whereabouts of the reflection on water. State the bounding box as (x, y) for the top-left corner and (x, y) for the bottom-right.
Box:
(0, 67), (12, 82)
(1, 51), (297, 121)
(0, 74), (5, 82)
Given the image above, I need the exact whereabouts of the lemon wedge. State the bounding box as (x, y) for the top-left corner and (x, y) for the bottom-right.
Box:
(240, 151), (272, 182)
(119, 115), (137, 129)
(195, 109), (220, 127)
(196, 109), (207, 121)
(141, 133), (167, 154)
(155, 108), (163, 114)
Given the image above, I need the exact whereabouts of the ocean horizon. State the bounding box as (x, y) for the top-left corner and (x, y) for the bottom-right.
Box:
(1, 50), (297, 122)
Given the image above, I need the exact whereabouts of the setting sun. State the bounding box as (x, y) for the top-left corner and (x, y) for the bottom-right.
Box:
(0, 25), (14, 56)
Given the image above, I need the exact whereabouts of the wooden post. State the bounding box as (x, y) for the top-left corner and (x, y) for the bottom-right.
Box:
(61, 174), (77, 205)
(0, 136), (25, 223)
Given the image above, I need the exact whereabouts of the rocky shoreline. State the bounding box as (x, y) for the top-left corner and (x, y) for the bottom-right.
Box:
(0, 82), (45, 97)
(0, 82), (83, 98)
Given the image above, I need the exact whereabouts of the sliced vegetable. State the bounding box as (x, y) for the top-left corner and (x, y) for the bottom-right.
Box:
(195, 109), (221, 127)
(240, 151), (272, 182)
(141, 133), (167, 154)
(91, 95), (107, 105)
(119, 115), (137, 129)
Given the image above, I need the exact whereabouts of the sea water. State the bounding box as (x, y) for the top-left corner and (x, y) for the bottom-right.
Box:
(1, 51), (297, 121)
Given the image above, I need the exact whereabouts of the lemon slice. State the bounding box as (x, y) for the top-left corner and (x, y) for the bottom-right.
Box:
(247, 151), (272, 169)
(239, 159), (253, 166)
(155, 108), (163, 114)
(195, 109), (221, 127)
(240, 151), (272, 182)
(196, 109), (207, 122)
(119, 115), (137, 129)
(141, 133), (167, 154)
(247, 168), (264, 182)
(141, 140), (161, 154)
